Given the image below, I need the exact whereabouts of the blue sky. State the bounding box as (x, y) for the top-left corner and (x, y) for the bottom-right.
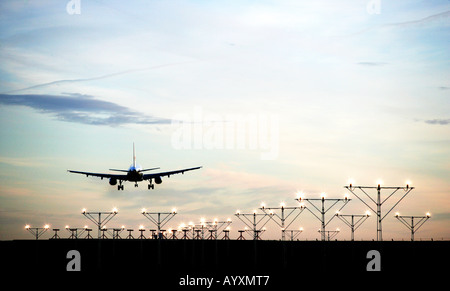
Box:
(0, 0), (449, 240)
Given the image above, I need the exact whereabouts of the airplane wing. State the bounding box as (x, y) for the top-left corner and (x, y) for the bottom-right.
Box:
(67, 170), (127, 180)
(143, 166), (202, 180)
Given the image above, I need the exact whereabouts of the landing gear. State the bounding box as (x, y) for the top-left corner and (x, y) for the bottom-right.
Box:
(148, 179), (154, 190)
(117, 181), (124, 191)
(134, 183), (138, 187)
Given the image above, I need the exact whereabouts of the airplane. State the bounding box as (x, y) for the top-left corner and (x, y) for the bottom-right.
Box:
(68, 143), (202, 190)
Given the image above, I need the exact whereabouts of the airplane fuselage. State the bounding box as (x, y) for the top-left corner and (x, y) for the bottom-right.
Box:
(127, 166), (144, 182)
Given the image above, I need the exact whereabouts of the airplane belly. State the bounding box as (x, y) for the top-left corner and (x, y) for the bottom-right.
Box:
(127, 172), (143, 181)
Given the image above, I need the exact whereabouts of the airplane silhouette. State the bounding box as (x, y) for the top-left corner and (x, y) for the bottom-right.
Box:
(68, 143), (201, 190)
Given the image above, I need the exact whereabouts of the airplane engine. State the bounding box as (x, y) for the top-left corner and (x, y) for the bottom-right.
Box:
(154, 176), (162, 184)
(109, 178), (117, 185)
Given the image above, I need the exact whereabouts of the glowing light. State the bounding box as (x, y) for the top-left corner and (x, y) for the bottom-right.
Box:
(321, 193), (326, 200)
(335, 211), (340, 216)
(227, 218), (231, 222)
(44, 224), (50, 229)
(299, 227), (304, 231)
(84, 225), (88, 229)
(296, 191), (304, 200)
(141, 208), (146, 214)
(376, 179), (383, 186)
(299, 202), (305, 208)
(112, 207), (118, 214)
(236, 210), (240, 215)
(65, 225), (70, 229)
(252, 209), (257, 214)
(395, 212), (400, 217)
(348, 179), (355, 188)
(365, 210), (371, 217)
(139, 225), (144, 230)
(260, 202), (266, 209)
(280, 202), (285, 208)
(81, 208), (86, 214)
(25, 225), (30, 229)
(426, 212), (431, 218)
(269, 210), (274, 216)
(344, 193), (350, 200)
(172, 208), (177, 214)
(121, 225), (125, 229)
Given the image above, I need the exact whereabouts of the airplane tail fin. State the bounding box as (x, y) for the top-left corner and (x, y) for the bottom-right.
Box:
(133, 142), (136, 168)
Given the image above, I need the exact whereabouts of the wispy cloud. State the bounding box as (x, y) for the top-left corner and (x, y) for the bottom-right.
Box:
(357, 62), (387, 66)
(1, 62), (195, 94)
(346, 10), (450, 37)
(0, 93), (171, 126)
(424, 119), (450, 125)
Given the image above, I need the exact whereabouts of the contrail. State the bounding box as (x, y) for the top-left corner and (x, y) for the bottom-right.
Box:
(2, 61), (196, 94)
(341, 10), (450, 37)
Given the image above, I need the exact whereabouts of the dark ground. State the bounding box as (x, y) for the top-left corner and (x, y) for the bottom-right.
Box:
(1, 239), (447, 285)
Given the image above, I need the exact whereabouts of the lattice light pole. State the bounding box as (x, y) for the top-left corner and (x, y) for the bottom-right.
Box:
(82, 208), (118, 239)
(395, 212), (431, 241)
(64, 225), (88, 239)
(296, 192), (350, 241)
(319, 229), (340, 241)
(141, 208), (177, 239)
(202, 218), (232, 240)
(235, 209), (272, 240)
(345, 181), (414, 241)
(25, 224), (49, 240)
(335, 212), (370, 241)
(260, 202), (305, 241)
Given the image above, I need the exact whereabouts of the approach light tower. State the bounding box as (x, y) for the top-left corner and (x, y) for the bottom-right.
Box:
(345, 181), (414, 241)
(82, 208), (118, 239)
(395, 212), (431, 241)
(260, 202), (305, 241)
(25, 224), (49, 240)
(235, 209), (272, 240)
(141, 208), (177, 239)
(335, 211), (370, 241)
(296, 192), (350, 241)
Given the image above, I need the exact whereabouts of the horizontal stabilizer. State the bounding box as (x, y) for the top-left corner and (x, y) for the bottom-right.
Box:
(140, 167), (160, 172)
(109, 169), (129, 172)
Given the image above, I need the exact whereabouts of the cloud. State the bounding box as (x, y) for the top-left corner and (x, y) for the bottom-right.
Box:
(424, 119), (450, 125)
(2, 62), (196, 94)
(0, 156), (48, 167)
(384, 10), (450, 29)
(346, 10), (450, 37)
(357, 62), (387, 66)
(0, 93), (171, 126)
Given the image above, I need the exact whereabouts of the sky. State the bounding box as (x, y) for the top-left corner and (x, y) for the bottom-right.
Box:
(0, 0), (449, 241)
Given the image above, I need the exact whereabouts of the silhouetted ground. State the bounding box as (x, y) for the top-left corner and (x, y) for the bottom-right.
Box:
(2, 239), (447, 285)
